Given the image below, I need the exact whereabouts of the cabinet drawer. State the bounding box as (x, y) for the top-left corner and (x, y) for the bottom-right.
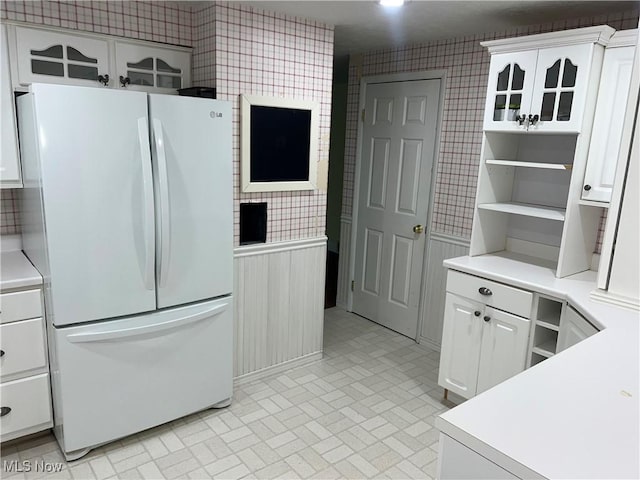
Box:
(0, 289), (43, 324)
(0, 373), (52, 442)
(0, 318), (47, 380)
(446, 270), (532, 318)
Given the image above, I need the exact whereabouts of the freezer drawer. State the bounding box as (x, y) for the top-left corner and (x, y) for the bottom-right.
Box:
(52, 297), (233, 453)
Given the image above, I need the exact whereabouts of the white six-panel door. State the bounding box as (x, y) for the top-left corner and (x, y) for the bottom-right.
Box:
(353, 78), (441, 338)
(26, 84), (156, 326)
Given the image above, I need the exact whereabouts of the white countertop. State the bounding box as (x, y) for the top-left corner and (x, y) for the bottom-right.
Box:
(436, 253), (639, 479)
(1, 249), (43, 291)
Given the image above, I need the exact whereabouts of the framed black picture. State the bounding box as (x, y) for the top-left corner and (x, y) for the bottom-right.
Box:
(240, 94), (319, 192)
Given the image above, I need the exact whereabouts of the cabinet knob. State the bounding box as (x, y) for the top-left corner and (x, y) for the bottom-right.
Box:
(483, 316), (491, 322)
(97, 74), (110, 86)
(474, 311), (481, 317)
(0, 406), (11, 417)
(528, 114), (539, 126)
(583, 184), (592, 191)
(478, 287), (493, 296)
(0, 349), (4, 357)
(120, 75), (131, 88)
(515, 114), (527, 126)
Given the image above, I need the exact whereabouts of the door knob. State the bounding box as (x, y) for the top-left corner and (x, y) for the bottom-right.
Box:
(412, 224), (424, 234)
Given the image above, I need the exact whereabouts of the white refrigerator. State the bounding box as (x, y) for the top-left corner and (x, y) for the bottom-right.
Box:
(18, 83), (233, 460)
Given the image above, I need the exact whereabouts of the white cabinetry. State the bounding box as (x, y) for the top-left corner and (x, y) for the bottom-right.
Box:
(1, 23), (21, 188)
(472, 26), (616, 278)
(557, 305), (599, 352)
(14, 26), (111, 88)
(483, 27), (613, 133)
(6, 23), (192, 94)
(438, 271), (531, 399)
(115, 41), (191, 92)
(582, 30), (637, 204)
(0, 287), (52, 442)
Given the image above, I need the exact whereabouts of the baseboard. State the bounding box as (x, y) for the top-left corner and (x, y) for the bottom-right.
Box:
(233, 351), (323, 386)
(417, 336), (441, 353)
(590, 289), (639, 311)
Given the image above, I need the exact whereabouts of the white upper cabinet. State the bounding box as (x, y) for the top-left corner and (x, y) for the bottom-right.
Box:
(14, 26), (111, 88)
(484, 51), (538, 132)
(528, 44), (592, 133)
(482, 26), (615, 133)
(6, 24), (192, 94)
(1, 23), (21, 187)
(582, 30), (637, 204)
(115, 42), (191, 94)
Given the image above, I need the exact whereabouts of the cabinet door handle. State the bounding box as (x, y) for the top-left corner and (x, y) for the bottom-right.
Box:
(474, 311), (481, 317)
(97, 74), (110, 86)
(478, 287), (492, 296)
(0, 406), (11, 417)
(483, 316), (491, 322)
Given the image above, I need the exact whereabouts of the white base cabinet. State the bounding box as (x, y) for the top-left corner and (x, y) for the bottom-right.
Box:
(438, 433), (519, 479)
(0, 286), (52, 443)
(438, 271), (532, 399)
(557, 304), (599, 352)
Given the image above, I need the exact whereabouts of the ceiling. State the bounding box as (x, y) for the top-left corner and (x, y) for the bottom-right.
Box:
(239, 1), (638, 58)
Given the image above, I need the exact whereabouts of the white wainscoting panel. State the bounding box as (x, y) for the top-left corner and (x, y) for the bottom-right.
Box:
(419, 234), (470, 350)
(336, 217), (352, 309)
(233, 237), (327, 378)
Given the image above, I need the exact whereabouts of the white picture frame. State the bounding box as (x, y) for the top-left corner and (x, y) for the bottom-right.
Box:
(240, 94), (319, 193)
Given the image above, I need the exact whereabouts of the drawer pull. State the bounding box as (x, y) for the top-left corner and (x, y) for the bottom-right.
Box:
(483, 316), (491, 322)
(0, 406), (11, 417)
(478, 287), (493, 296)
(0, 350), (4, 357)
(474, 311), (481, 317)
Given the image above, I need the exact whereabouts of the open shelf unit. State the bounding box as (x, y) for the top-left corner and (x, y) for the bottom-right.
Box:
(485, 159), (572, 170)
(527, 294), (564, 367)
(477, 202), (566, 221)
(470, 130), (605, 277)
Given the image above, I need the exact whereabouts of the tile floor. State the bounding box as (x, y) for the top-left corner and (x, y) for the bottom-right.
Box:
(1, 308), (458, 480)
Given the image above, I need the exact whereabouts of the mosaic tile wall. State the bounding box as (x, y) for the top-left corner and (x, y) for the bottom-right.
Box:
(340, 10), (639, 249)
(1, 0), (192, 44)
(201, 2), (334, 244)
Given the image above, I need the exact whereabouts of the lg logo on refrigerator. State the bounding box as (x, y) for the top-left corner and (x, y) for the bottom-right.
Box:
(210, 111), (223, 118)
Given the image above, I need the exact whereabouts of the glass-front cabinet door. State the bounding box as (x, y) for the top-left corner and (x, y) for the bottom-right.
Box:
(14, 27), (110, 88)
(483, 51), (537, 132)
(115, 42), (191, 94)
(529, 44), (592, 133)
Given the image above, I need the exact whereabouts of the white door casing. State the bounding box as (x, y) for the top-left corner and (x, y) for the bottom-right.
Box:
(352, 77), (441, 338)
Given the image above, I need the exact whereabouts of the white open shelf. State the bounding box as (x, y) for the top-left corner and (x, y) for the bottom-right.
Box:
(486, 159), (572, 170)
(532, 341), (556, 357)
(477, 202), (566, 221)
(536, 319), (560, 331)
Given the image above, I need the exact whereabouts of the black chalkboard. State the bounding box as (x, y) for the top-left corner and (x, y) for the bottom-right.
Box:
(250, 105), (311, 182)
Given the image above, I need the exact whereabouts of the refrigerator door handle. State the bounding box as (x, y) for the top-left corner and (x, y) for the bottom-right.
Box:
(67, 303), (228, 343)
(152, 118), (171, 288)
(137, 117), (155, 291)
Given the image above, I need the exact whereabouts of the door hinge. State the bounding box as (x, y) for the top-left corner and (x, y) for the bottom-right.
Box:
(361, 109), (365, 122)
(351, 280), (355, 291)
